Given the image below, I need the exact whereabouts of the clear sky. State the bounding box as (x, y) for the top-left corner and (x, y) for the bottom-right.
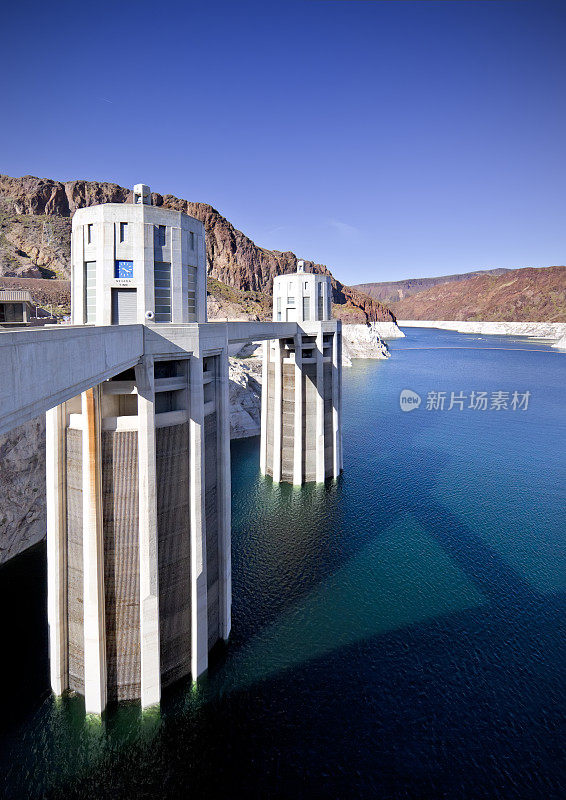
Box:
(2, 0), (565, 285)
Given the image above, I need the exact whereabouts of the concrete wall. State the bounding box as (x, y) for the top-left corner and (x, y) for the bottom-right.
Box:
(156, 423), (191, 689)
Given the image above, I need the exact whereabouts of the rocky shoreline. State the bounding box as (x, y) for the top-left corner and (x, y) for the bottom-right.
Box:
(397, 319), (566, 342)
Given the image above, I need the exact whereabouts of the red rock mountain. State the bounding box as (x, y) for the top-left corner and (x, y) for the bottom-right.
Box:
(390, 265), (566, 322)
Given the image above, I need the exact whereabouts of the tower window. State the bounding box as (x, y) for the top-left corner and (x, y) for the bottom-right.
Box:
(154, 261), (171, 322)
(189, 231), (195, 250)
(87, 224), (93, 244)
(119, 222), (128, 243)
(156, 225), (166, 247)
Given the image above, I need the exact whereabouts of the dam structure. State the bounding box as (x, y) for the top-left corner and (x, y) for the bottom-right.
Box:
(0, 185), (343, 715)
(260, 262), (342, 483)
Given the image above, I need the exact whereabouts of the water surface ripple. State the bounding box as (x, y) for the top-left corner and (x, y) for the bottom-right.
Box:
(0, 327), (564, 799)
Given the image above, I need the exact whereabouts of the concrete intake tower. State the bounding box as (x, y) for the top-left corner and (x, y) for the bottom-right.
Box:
(260, 262), (343, 483)
(32, 187), (344, 715)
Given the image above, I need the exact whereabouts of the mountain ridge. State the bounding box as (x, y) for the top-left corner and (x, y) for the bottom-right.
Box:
(389, 265), (566, 322)
(0, 175), (394, 323)
(354, 267), (514, 304)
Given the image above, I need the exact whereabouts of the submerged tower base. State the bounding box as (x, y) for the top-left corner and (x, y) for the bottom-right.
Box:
(260, 320), (342, 484)
(47, 329), (232, 714)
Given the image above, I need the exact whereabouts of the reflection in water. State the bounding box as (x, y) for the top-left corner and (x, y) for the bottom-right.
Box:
(223, 516), (486, 693)
(0, 327), (564, 798)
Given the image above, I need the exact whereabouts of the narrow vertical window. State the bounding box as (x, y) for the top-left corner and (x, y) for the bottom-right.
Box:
(189, 231), (195, 250)
(84, 261), (97, 323)
(154, 261), (171, 322)
(119, 222), (127, 243)
(87, 224), (93, 244)
(155, 225), (166, 247)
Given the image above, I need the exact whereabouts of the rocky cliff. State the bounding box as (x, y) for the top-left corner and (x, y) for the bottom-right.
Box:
(354, 268), (510, 305)
(0, 175), (395, 324)
(0, 417), (45, 565)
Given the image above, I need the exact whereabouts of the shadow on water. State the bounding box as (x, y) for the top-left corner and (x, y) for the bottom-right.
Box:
(0, 327), (564, 799)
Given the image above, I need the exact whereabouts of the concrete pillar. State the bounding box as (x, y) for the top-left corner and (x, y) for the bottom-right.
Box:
(81, 386), (107, 714)
(293, 333), (303, 486)
(99, 222), (114, 326)
(332, 330), (341, 479)
(272, 340), (283, 483)
(189, 355), (208, 678)
(259, 341), (269, 475)
(135, 358), (161, 708)
(315, 328), (325, 483)
(197, 231), (207, 323)
(217, 343), (232, 640)
(72, 224), (85, 325)
(46, 403), (68, 695)
(142, 218), (155, 323)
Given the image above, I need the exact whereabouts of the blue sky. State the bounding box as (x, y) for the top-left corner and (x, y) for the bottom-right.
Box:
(2, 0), (565, 285)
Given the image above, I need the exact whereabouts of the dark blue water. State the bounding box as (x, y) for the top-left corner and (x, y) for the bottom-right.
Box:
(0, 326), (564, 799)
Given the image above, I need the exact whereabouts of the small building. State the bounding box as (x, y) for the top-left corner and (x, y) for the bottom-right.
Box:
(272, 260), (332, 322)
(0, 289), (34, 326)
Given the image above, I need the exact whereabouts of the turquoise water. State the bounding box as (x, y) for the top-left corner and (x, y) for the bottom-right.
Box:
(0, 326), (564, 798)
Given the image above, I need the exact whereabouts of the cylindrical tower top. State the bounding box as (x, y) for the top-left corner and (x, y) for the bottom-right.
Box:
(272, 263), (332, 323)
(70, 187), (207, 326)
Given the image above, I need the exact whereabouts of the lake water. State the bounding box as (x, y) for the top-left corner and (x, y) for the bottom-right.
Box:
(0, 326), (564, 798)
